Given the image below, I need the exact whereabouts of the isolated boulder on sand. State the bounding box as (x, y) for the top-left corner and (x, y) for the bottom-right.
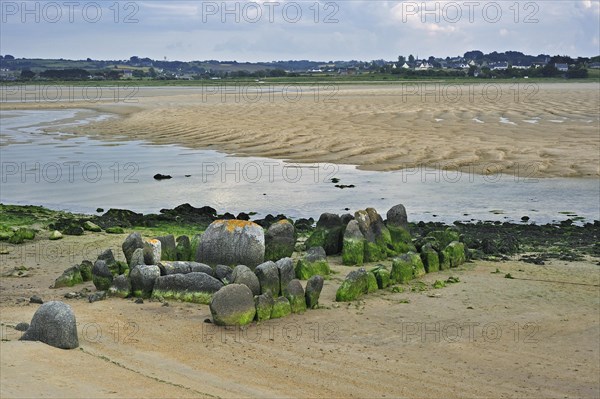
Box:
(264, 220), (296, 261)
(20, 301), (79, 349)
(196, 220), (265, 269)
(210, 284), (256, 326)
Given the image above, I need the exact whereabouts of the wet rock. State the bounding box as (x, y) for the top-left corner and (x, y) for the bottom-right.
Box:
(196, 220), (264, 269)
(15, 322), (29, 332)
(153, 173), (172, 180)
(370, 265), (391, 289)
(355, 208), (393, 262)
(271, 296), (292, 319)
(210, 284), (256, 326)
(286, 279), (306, 313)
(157, 261), (213, 276)
(20, 301), (78, 349)
(130, 248), (145, 269)
(79, 260), (93, 282)
(420, 243), (440, 273)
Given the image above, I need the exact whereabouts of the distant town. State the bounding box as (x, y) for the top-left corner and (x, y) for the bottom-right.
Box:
(1, 50), (599, 81)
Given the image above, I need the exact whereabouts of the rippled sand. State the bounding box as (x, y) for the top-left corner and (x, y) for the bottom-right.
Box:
(3, 82), (599, 177)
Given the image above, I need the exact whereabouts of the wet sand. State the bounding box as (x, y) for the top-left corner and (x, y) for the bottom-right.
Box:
(2, 82), (599, 178)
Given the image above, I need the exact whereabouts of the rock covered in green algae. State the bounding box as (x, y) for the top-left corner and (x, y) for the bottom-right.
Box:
(53, 265), (84, 288)
(420, 243), (440, 273)
(285, 279), (307, 313)
(370, 265), (391, 289)
(108, 274), (131, 298)
(342, 220), (365, 266)
(440, 241), (466, 268)
(305, 213), (344, 255)
(295, 247), (331, 280)
(391, 252), (426, 283)
(270, 296), (292, 319)
(210, 284), (256, 326)
(335, 268), (370, 302)
(305, 275), (324, 309)
(254, 292), (274, 322)
(92, 260), (113, 291)
(152, 272), (223, 304)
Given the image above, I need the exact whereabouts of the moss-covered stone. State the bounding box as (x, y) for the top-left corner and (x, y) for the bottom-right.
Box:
(427, 229), (460, 249)
(370, 265), (391, 289)
(106, 226), (125, 234)
(391, 252), (425, 283)
(286, 280), (306, 313)
(92, 275), (113, 291)
(271, 296), (292, 319)
(367, 272), (378, 293)
(441, 241), (466, 268)
(295, 258), (330, 280)
(151, 289), (213, 304)
(79, 260), (93, 281)
(305, 226), (344, 256)
(8, 228), (36, 244)
(420, 243), (440, 273)
(335, 268), (369, 302)
(342, 238), (364, 265)
(175, 235), (192, 261)
(254, 293), (274, 322)
(49, 230), (63, 240)
(83, 221), (102, 232)
(53, 266), (84, 288)
(388, 225), (416, 254)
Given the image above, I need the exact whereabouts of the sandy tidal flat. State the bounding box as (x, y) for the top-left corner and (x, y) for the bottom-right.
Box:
(3, 82), (599, 178)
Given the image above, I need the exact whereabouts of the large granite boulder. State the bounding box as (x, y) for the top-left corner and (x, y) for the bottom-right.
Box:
(254, 261), (280, 296)
(130, 265), (160, 298)
(210, 284), (256, 326)
(196, 220), (264, 269)
(152, 272), (223, 304)
(264, 220), (295, 261)
(122, 232), (144, 266)
(20, 301), (78, 349)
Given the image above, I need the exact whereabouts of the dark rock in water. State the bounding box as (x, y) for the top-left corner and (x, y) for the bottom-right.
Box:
(276, 258), (295, 296)
(196, 220), (264, 269)
(305, 275), (324, 309)
(152, 272), (223, 304)
(53, 265), (84, 288)
(265, 220), (295, 261)
(175, 235), (192, 261)
(236, 212), (250, 221)
(215, 264), (233, 284)
(210, 284), (256, 326)
(521, 216), (530, 222)
(122, 232), (144, 265)
(156, 234), (176, 261)
(253, 214), (288, 229)
(30, 295), (43, 304)
(285, 279), (306, 313)
(92, 260), (113, 290)
(20, 301), (78, 349)
(153, 173), (172, 180)
(108, 275), (131, 298)
(220, 212), (235, 220)
(231, 265), (260, 296)
(15, 322), (29, 331)
(96, 208), (104, 213)
(130, 265), (160, 298)
(96, 208), (144, 229)
(88, 291), (106, 303)
(295, 247), (330, 280)
(331, 177), (340, 183)
(254, 293), (274, 322)
(387, 204), (409, 230)
(254, 261), (280, 296)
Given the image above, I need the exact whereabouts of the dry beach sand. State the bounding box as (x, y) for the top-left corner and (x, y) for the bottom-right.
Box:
(2, 82), (599, 177)
(0, 231), (599, 398)
(1, 82), (599, 398)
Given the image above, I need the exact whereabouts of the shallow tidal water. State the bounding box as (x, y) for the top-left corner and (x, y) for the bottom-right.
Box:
(1, 109), (598, 224)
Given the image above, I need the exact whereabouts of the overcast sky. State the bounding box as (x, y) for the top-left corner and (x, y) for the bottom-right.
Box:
(1, 1), (598, 61)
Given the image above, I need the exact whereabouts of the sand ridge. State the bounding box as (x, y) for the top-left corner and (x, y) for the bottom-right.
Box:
(2, 82), (599, 178)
